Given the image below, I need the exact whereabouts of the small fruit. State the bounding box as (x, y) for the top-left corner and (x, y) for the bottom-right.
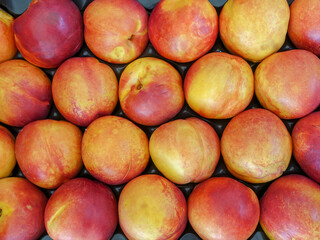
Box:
(255, 49), (320, 119)
(15, 119), (83, 189)
(221, 108), (292, 183)
(219, 0), (290, 62)
(292, 111), (320, 183)
(84, 0), (148, 64)
(119, 57), (184, 126)
(0, 177), (48, 240)
(288, 0), (320, 56)
(149, 117), (220, 184)
(119, 174), (187, 240)
(45, 178), (118, 240)
(0, 59), (52, 127)
(260, 174), (320, 239)
(188, 177), (260, 240)
(52, 57), (118, 126)
(13, 0), (83, 68)
(148, 0), (218, 62)
(82, 116), (149, 185)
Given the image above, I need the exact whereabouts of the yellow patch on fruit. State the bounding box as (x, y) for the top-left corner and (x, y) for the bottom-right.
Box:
(161, 0), (192, 11)
(46, 202), (71, 229)
(0, 9), (13, 26)
(0, 202), (14, 221)
(110, 46), (125, 60)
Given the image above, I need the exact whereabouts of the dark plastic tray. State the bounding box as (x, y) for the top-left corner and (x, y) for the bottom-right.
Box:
(1, 0), (316, 239)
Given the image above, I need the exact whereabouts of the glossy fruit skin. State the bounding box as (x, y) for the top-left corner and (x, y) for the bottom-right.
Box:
(221, 108), (292, 183)
(0, 177), (48, 240)
(148, 0), (218, 63)
(84, 0), (149, 64)
(260, 174), (320, 240)
(288, 0), (320, 56)
(149, 117), (220, 184)
(119, 57), (184, 126)
(13, 0), (83, 68)
(15, 119), (83, 189)
(45, 178), (118, 240)
(82, 116), (149, 185)
(118, 174), (187, 240)
(0, 59), (52, 127)
(184, 52), (254, 119)
(255, 49), (320, 119)
(52, 57), (118, 126)
(292, 111), (320, 183)
(219, 0), (290, 62)
(188, 177), (260, 240)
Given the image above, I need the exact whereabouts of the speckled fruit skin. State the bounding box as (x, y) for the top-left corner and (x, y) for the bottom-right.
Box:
(0, 9), (16, 63)
(148, 0), (218, 63)
(149, 117), (220, 184)
(292, 111), (320, 183)
(84, 0), (148, 64)
(260, 174), (320, 240)
(0, 125), (15, 178)
(13, 0), (83, 68)
(0, 177), (48, 240)
(45, 178), (118, 240)
(188, 177), (260, 240)
(221, 108), (292, 183)
(52, 57), (118, 126)
(119, 57), (184, 126)
(15, 119), (83, 189)
(82, 116), (149, 185)
(219, 0), (290, 62)
(255, 49), (320, 119)
(288, 0), (320, 57)
(184, 52), (254, 119)
(0, 59), (52, 127)
(118, 174), (187, 240)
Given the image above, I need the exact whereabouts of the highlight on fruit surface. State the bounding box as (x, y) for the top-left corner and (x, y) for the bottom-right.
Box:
(149, 117), (220, 184)
(13, 0), (83, 68)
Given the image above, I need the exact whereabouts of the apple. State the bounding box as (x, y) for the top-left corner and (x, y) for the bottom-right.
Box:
(148, 0), (218, 63)
(119, 57), (184, 126)
(188, 177), (260, 240)
(0, 59), (52, 127)
(52, 57), (118, 126)
(0, 9), (16, 63)
(221, 108), (292, 183)
(0, 177), (47, 240)
(13, 0), (83, 68)
(288, 0), (320, 56)
(15, 119), (83, 189)
(45, 178), (118, 240)
(292, 111), (320, 183)
(82, 116), (149, 185)
(0, 125), (15, 178)
(84, 0), (148, 64)
(260, 174), (320, 239)
(184, 52), (254, 119)
(255, 49), (320, 119)
(219, 0), (290, 62)
(149, 117), (220, 184)
(118, 174), (187, 240)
